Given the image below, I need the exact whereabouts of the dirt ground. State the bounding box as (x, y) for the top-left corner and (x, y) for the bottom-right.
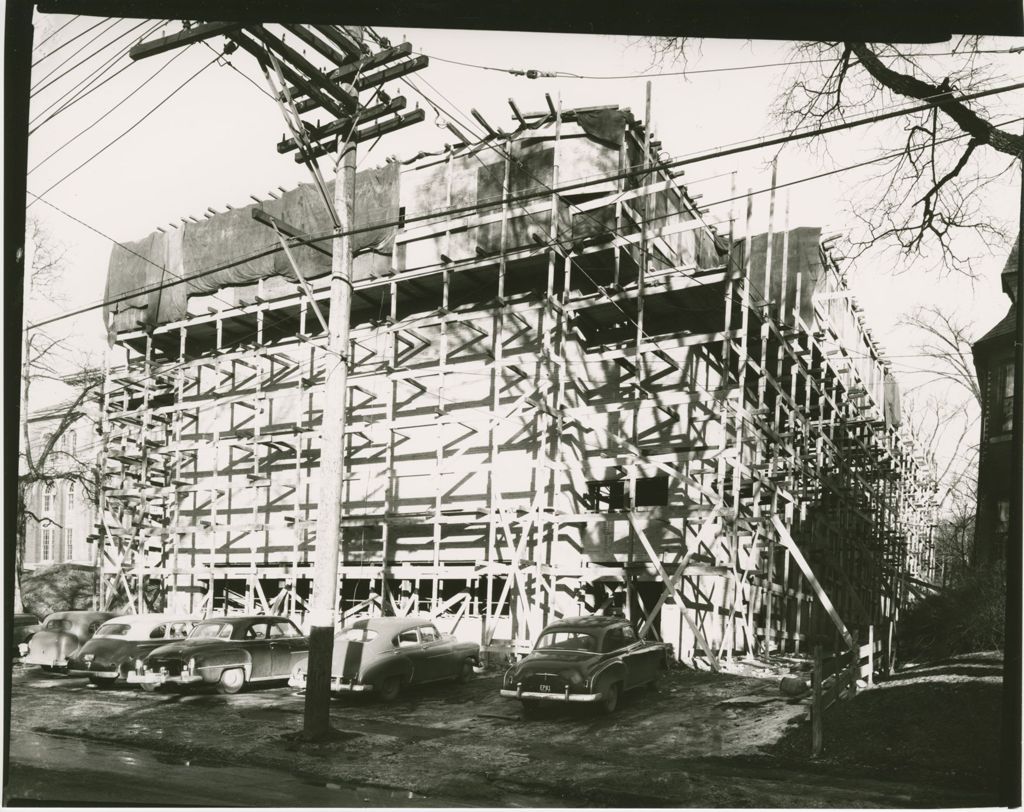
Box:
(5, 654), (1007, 807)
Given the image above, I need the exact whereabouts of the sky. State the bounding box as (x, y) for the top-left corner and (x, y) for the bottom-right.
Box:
(18, 14), (1024, 501)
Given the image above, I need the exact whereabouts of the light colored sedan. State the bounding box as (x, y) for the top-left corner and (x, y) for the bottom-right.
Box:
(289, 616), (480, 701)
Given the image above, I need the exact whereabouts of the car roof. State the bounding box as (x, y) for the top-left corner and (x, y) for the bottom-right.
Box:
(197, 615), (294, 626)
(98, 614), (198, 630)
(350, 616), (437, 635)
(542, 615), (628, 631)
(44, 610), (119, 622)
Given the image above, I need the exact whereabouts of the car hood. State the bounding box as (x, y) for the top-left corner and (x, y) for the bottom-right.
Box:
(146, 638), (239, 660)
(513, 649), (602, 677)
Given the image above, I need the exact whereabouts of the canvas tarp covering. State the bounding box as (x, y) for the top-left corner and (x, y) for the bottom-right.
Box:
(729, 227), (825, 326)
(105, 161), (400, 334)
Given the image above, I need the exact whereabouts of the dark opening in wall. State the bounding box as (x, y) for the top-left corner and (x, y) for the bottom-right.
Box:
(588, 479), (626, 511)
(635, 476), (669, 507)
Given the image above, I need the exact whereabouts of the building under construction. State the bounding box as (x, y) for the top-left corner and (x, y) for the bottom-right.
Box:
(97, 104), (937, 667)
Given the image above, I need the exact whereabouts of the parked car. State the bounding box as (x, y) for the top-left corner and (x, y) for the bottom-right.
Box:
(500, 615), (671, 714)
(67, 614), (199, 686)
(127, 615), (309, 694)
(12, 613), (41, 659)
(288, 617), (480, 701)
(20, 611), (121, 671)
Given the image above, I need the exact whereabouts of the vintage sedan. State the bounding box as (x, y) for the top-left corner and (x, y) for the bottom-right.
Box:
(127, 615), (309, 694)
(67, 614), (198, 686)
(288, 617), (480, 701)
(20, 611), (121, 671)
(12, 613), (40, 659)
(500, 615), (672, 714)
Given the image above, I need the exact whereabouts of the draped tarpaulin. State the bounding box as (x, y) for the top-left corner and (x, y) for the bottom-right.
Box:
(104, 161), (400, 335)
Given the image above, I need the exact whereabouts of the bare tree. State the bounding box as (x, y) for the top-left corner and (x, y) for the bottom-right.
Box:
(17, 217), (103, 612)
(649, 39), (1023, 273)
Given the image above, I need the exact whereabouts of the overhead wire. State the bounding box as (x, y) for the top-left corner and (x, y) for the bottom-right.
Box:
(30, 44), (193, 175)
(29, 18), (168, 134)
(32, 15), (81, 54)
(31, 18), (131, 96)
(28, 53), (221, 207)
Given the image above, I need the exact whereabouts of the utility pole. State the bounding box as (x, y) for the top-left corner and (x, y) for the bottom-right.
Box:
(303, 128), (357, 741)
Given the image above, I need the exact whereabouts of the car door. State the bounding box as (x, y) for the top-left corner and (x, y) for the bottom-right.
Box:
(268, 620), (307, 676)
(417, 624), (455, 681)
(394, 627), (428, 683)
(616, 625), (653, 687)
(243, 621), (274, 678)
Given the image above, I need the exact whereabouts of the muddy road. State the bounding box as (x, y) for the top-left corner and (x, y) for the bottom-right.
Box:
(4, 661), (997, 807)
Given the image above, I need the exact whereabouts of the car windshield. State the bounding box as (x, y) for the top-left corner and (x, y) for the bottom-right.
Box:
(189, 622), (233, 639)
(340, 628), (378, 643)
(534, 630), (599, 652)
(44, 619), (71, 632)
(94, 623), (131, 638)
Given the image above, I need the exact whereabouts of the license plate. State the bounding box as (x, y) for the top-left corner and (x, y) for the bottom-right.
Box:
(539, 684), (551, 692)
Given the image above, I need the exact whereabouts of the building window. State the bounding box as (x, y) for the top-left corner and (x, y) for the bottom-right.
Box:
(588, 479), (626, 511)
(999, 362), (1014, 434)
(65, 527), (74, 560)
(65, 429), (77, 454)
(41, 526), (54, 562)
(42, 483), (56, 513)
(67, 482), (75, 511)
(635, 476), (670, 507)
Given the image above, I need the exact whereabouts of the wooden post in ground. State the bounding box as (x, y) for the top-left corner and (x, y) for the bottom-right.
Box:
(867, 624), (874, 686)
(811, 644), (823, 758)
(302, 123), (358, 742)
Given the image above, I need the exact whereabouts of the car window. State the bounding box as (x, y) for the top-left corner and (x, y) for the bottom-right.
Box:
(340, 628), (378, 643)
(245, 622), (270, 640)
(419, 626), (439, 643)
(621, 626), (638, 644)
(190, 622), (233, 639)
(535, 630), (598, 652)
(603, 628), (628, 653)
(168, 622), (192, 639)
(95, 623), (131, 638)
(149, 624), (167, 639)
(268, 621), (302, 638)
(44, 619), (71, 632)
(396, 630), (419, 648)
(87, 622), (101, 635)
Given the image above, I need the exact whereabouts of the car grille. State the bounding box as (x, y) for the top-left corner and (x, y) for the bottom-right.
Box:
(521, 673), (568, 693)
(147, 658), (183, 676)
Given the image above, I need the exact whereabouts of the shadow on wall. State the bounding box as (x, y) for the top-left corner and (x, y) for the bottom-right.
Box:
(21, 563), (95, 618)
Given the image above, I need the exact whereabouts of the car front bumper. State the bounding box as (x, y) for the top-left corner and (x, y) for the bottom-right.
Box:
(288, 674), (374, 692)
(127, 671), (203, 686)
(69, 667), (120, 679)
(23, 653), (68, 668)
(500, 687), (602, 703)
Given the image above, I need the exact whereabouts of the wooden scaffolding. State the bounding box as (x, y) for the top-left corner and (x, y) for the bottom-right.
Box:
(96, 103), (937, 664)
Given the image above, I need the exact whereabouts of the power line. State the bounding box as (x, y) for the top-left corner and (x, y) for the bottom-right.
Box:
(29, 19), (168, 134)
(28, 53), (219, 206)
(31, 17), (125, 94)
(29, 45), (193, 175)
(22, 83), (1023, 332)
(413, 47), (1013, 82)
(32, 16), (81, 54)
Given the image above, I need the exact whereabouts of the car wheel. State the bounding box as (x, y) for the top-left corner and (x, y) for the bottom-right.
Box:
(89, 676), (117, 688)
(140, 682), (159, 693)
(598, 682), (620, 714)
(216, 668), (246, 695)
(377, 675), (401, 702)
(455, 658), (475, 684)
(41, 665), (58, 673)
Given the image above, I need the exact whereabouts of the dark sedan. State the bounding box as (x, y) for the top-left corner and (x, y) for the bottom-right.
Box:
(500, 615), (672, 714)
(127, 615), (309, 694)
